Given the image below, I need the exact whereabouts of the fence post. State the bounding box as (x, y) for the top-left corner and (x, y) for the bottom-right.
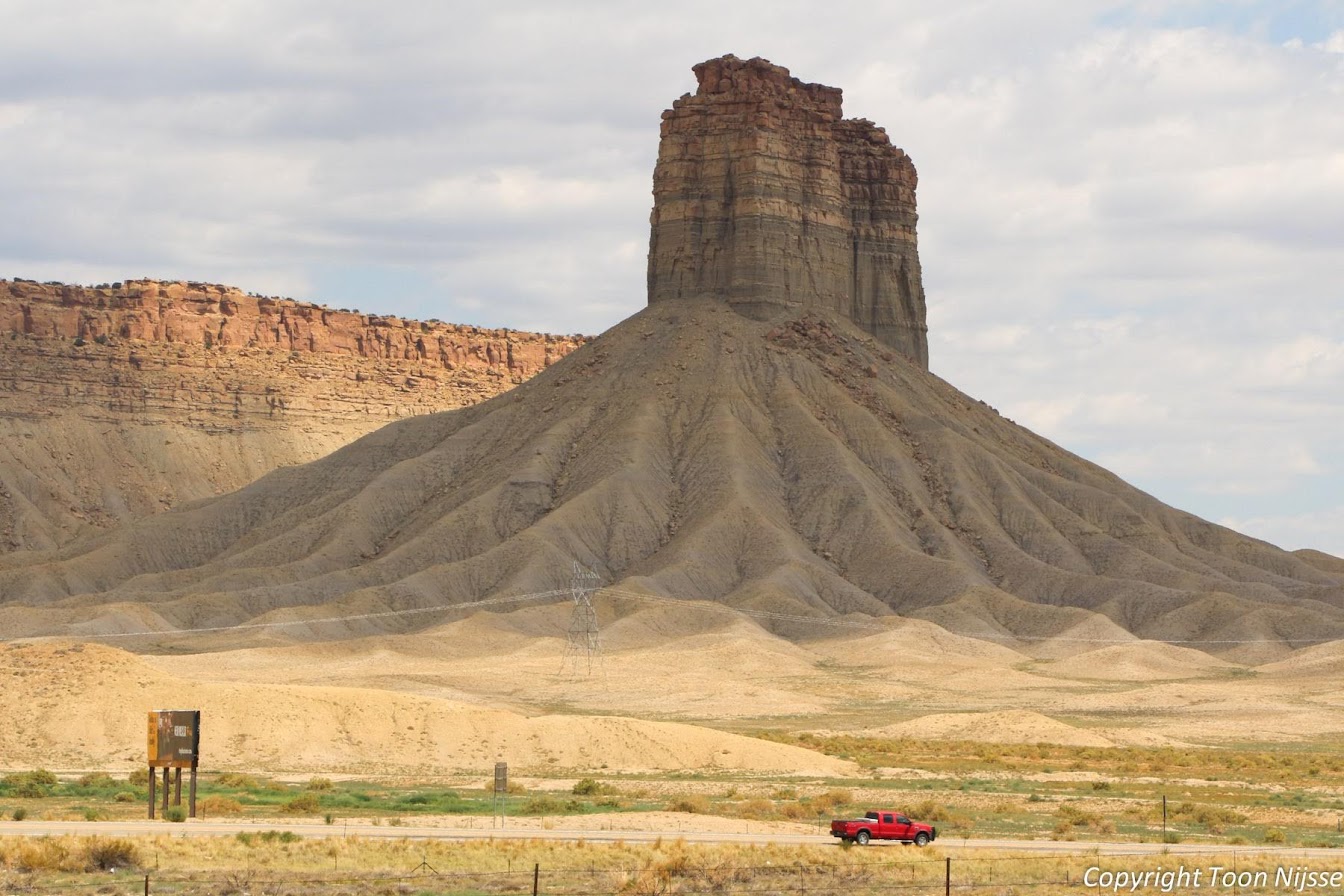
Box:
(945, 856), (951, 896)
(144, 873), (150, 896)
(533, 862), (540, 896)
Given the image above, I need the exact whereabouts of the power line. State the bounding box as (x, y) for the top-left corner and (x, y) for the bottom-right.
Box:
(597, 588), (1339, 647)
(4, 579), (1337, 649)
(561, 562), (603, 677)
(2, 588), (569, 643)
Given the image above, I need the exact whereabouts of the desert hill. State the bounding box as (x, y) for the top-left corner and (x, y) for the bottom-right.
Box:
(0, 296), (1337, 658)
(0, 640), (854, 775)
(0, 278), (584, 550)
(10, 607), (1344, 767)
(0, 55), (1339, 663)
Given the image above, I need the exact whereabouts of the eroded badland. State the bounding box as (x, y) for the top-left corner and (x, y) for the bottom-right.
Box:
(2, 57), (1342, 846)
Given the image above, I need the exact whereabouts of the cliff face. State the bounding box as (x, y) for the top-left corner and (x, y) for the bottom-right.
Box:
(647, 55), (928, 368)
(0, 278), (586, 550)
(2, 278), (575, 376)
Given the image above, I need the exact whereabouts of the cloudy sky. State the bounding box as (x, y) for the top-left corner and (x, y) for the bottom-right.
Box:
(2, 0), (1340, 556)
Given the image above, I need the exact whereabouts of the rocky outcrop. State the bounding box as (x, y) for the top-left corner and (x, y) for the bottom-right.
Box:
(0, 279), (585, 427)
(2, 279), (578, 377)
(647, 55), (928, 368)
(0, 278), (586, 550)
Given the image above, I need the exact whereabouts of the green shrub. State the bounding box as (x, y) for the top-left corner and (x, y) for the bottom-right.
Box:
(2, 769), (58, 798)
(114, 791), (137, 803)
(668, 794), (709, 814)
(738, 797), (773, 818)
(811, 789), (852, 813)
(164, 806), (187, 823)
(283, 793), (321, 814)
(909, 800), (952, 822)
(16, 839), (69, 871)
(1264, 828), (1287, 844)
(1053, 803), (1115, 835)
(76, 772), (114, 790)
(84, 838), (140, 871)
(572, 778), (602, 796)
(216, 772), (260, 789)
(199, 796), (243, 816)
(12, 807), (28, 821)
(306, 776), (334, 791)
(127, 768), (149, 786)
(521, 795), (567, 814)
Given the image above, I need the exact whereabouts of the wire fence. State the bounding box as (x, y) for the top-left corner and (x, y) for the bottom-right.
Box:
(1, 850), (1323, 896)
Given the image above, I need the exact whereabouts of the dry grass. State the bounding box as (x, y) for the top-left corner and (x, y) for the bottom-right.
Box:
(4, 835), (1344, 895)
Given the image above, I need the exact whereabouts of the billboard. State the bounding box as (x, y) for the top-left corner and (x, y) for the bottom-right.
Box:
(147, 710), (200, 768)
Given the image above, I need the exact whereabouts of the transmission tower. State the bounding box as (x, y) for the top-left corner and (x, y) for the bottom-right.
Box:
(561, 562), (602, 676)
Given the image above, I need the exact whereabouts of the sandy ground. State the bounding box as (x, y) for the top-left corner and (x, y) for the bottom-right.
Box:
(4, 602), (1344, 777)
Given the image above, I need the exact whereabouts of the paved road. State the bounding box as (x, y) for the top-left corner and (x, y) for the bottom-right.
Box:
(0, 819), (1340, 860)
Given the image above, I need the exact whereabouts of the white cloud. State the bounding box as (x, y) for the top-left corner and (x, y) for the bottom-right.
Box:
(1221, 507), (1344, 558)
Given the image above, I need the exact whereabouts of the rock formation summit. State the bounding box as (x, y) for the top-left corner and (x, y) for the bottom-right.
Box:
(648, 55), (928, 368)
(0, 57), (1339, 660)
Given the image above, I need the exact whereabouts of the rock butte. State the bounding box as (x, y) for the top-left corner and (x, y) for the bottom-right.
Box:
(648, 54), (928, 368)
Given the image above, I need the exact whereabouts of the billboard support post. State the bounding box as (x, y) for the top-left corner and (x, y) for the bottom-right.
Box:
(147, 710), (201, 819)
(494, 762), (508, 829)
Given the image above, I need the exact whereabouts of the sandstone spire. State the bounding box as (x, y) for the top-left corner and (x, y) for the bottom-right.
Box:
(647, 55), (929, 368)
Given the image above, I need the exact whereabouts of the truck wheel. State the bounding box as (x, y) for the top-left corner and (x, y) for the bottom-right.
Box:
(855, 830), (870, 845)
(914, 832), (930, 846)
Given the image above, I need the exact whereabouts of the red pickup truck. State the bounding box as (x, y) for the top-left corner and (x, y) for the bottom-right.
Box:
(830, 810), (937, 846)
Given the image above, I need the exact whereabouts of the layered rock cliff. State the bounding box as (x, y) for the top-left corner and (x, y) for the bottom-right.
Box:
(647, 55), (928, 367)
(0, 279), (585, 549)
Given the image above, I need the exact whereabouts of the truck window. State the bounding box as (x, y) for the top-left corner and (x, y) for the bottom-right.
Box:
(897, 816), (910, 824)
(882, 814), (894, 824)
(864, 812), (878, 820)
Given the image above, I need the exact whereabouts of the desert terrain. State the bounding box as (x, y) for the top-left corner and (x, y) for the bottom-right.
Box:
(0, 58), (1339, 852)
(5, 595), (1344, 780)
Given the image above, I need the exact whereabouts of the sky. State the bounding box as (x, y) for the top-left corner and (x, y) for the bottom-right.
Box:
(1, 0), (1340, 556)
